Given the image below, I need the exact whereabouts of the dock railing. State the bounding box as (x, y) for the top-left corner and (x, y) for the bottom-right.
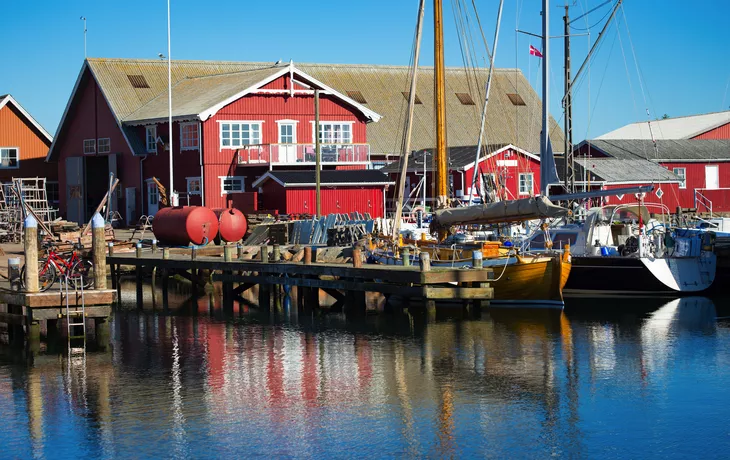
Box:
(236, 143), (370, 166)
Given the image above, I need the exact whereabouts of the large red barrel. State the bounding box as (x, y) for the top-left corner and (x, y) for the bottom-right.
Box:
(212, 208), (248, 243)
(152, 206), (219, 246)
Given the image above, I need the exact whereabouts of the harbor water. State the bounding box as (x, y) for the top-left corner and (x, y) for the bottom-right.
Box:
(1, 292), (729, 458)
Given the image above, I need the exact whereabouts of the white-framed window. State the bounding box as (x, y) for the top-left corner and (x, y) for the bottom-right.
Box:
(83, 139), (96, 154)
(518, 173), (533, 195)
(673, 167), (686, 189)
(219, 176), (244, 194)
(187, 176), (202, 195)
(219, 121), (262, 148)
(180, 122), (199, 150)
(0, 148), (19, 168)
(98, 138), (111, 154)
(146, 125), (157, 153)
(45, 181), (60, 206)
(312, 122), (353, 144)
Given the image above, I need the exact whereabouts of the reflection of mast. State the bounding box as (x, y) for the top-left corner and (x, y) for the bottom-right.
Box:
(437, 383), (455, 457)
(434, 0), (448, 209)
(27, 369), (44, 455)
(394, 343), (417, 453)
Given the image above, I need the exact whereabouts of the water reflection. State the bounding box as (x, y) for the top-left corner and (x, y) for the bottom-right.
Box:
(0, 296), (729, 457)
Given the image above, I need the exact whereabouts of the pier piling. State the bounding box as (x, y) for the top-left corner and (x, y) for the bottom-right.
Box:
(92, 213), (107, 289)
(24, 216), (39, 293)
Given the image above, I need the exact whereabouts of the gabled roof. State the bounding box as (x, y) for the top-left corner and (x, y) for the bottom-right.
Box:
(597, 111), (730, 140)
(83, 58), (564, 154)
(252, 170), (394, 188)
(379, 143), (542, 173)
(0, 94), (53, 143)
(555, 156), (679, 184)
(123, 63), (381, 124)
(577, 139), (730, 162)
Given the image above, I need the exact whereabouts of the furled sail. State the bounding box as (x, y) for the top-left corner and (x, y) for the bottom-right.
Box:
(540, 137), (561, 195)
(431, 196), (568, 229)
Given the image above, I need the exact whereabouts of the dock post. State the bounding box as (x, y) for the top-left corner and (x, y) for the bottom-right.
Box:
(260, 245), (269, 264)
(419, 252), (431, 272)
(402, 247), (411, 267)
(8, 257), (21, 292)
(472, 250), (483, 269)
(23, 215), (39, 293)
(303, 246), (312, 265)
(352, 248), (362, 268)
(191, 246), (197, 261)
(92, 213), (107, 290)
(346, 250), (366, 317)
(223, 245), (234, 312)
(237, 244), (243, 260)
(272, 244), (280, 263)
(152, 239), (158, 254)
(136, 242), (143, 259)
(224, 244), (233, 262)
(135, 243), (143, 308)
(419, 253), (435, 321)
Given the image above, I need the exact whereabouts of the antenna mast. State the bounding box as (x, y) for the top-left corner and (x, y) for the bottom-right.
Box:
(80, 17), (87, 58)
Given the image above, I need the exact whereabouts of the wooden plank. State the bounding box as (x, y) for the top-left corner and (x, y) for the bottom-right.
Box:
(0, 289), (116, 308)
(31, 305), (112, 321)
(423, 286), (494, 300)
(0, 311), (26, 325)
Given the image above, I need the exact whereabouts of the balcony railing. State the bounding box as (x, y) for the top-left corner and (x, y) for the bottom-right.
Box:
(236, 143), (370, 166)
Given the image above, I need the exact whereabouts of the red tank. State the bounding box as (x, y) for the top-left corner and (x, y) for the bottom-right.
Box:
(212, 208), (248, 243)
(152, 206), (219, 246)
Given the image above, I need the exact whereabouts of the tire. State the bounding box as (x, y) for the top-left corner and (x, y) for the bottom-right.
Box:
(21, 259), (57, 292)
(71, 259), (95, 289)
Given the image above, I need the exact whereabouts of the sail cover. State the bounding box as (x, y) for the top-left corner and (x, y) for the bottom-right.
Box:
(431, 196), (568, 229)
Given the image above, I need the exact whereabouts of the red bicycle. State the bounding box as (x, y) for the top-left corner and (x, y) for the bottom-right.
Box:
(21, 241), (94, 292)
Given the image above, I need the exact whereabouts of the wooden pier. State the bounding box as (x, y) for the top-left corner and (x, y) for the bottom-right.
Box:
(107, 244), (495, 317)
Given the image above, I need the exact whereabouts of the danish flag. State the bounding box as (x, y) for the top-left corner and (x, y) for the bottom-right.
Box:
(529, 45), (543, 58)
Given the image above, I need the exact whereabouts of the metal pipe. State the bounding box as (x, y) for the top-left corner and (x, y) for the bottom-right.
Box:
(314, 89), (321, 217)
(198, 121), (204, 206)
(167, 0), (174, 200)
(540, 0), (550, 196)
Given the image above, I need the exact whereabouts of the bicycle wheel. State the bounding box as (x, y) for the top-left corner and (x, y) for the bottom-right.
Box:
(21, 259), (57, 292)
(71, 259), (94, 289)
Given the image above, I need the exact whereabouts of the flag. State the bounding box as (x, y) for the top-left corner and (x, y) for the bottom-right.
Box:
(529, 45), (543, 58)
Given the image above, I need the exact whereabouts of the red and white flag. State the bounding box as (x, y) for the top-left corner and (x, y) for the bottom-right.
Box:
(529, 45), (543, 58)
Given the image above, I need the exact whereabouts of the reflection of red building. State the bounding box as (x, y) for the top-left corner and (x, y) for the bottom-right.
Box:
(301, 335), (319, 406)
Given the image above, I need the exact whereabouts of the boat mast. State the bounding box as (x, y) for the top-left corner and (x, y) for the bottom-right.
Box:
(540, 0), (550, 196)
(392, 0), (426, 240)
(563, 4), (574, 195)
(434, 0), (448, 209)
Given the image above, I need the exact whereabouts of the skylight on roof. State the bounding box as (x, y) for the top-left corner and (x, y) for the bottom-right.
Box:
(128, 75), (150, 89)
(455, 93), (475, 105)
(506, 93), (526, 106)
(346, 91), (367, 104)
(401, 92), (423, 104)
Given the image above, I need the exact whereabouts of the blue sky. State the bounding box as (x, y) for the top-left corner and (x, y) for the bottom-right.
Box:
(2, 0), (728, 144)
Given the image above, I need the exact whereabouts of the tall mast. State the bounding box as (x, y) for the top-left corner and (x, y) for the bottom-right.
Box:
(434, 0), (448, 209)
(563, 5), (574, 194)
(540, 0), (550, 196)
(392, 0), (426, 239)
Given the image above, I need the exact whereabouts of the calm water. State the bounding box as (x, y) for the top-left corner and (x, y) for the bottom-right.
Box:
(1, 294), (729, 459)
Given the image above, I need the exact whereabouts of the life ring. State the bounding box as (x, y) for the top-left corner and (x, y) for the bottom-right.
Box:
(411, 206), (426, 221)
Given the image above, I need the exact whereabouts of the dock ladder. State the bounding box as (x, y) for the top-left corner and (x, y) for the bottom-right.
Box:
(61, 273), (86, 340)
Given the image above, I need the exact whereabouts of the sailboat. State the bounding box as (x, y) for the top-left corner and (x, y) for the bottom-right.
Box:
(370, 0), (572, 308)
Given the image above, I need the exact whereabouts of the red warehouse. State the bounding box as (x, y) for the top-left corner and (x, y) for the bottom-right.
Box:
(252, 170), (393, 217)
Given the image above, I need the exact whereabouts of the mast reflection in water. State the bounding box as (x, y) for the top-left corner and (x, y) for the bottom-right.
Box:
(1, 295), (729, 458)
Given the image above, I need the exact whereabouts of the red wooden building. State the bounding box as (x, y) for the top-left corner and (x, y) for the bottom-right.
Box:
(576, 139), (730, 213)
(252, 170), (392, 217)
(0, 95), (56, 204)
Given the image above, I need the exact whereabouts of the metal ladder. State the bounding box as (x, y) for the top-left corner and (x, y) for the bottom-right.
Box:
(61, 273), (86, 340)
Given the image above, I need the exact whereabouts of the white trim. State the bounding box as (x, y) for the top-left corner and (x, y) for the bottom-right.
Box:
(310, 121), (355, 144)
(186, 176), (202, 195)
(277, 120), (297, 144)
(0, 147), (20, 169)
(219, 121), (263, 149)
(275, 119), (300, 124)
(672, 167), (686, 189)
(197, 63), (382, 123)
(179, 121), (199, 151)
(98, 137), (111, 154)
(251, 172), (393, 188)
(0, 95), (53, 143)
(218, 176), (245, 195)
(518, 172), (534, 195)
(83, 138), (96, 154)
(460, 144), (539, 171)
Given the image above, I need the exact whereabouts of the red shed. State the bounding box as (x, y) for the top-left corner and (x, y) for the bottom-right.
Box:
(252, 170), (393, 217)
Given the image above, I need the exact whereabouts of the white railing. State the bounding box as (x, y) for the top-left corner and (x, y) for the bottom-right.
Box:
(237, 143), (370, 166)
(694, 189), (714, 217)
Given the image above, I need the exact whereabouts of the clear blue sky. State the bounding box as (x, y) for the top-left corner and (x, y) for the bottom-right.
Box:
(2, 0), (729, 144)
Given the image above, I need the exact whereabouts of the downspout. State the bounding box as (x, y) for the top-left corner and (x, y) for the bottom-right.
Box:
(139, 154), (148, 218)
(198, 121), (205, 207)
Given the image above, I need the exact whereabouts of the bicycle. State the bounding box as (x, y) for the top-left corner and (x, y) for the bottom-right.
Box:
(20, 241), (94, 292)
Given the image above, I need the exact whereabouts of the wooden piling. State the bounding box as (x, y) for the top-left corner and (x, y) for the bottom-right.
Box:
(191, 246), (197, 261)
(272, 244), (280, 263)
(136, 243), (143, 259)
(419, 252), (431, 272)
(303, 246), (312, 265)
(352, 248), (362, 268)
(402, 247), (410, 267)
(472, 250), (483, 269)
(92, 213), (107, 289)
(224, 244), (233, 262)
(23, 215), (39, 293)
(260, 245), (269, 264)
(237, 244), (243, 260)
(152, 239), (158, 253)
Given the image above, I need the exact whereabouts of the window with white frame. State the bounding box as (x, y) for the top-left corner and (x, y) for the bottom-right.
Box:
(181, 122), (199, 150)
(83, 139), (96, 154)
(518, 173), (533, 195)
(220, 122), (261, 148)
(98, 138), (111, 154)
(0, 148), (19, 168)
(673, 167), (686, 189)
(220, 176), (244, 194)
(314, 122), (352, 144)
(46, 181), (60, 206)
(187, 177), (202, 195)
(146, 125), (157, 153)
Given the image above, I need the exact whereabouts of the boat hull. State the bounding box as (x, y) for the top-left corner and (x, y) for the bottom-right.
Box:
(564, 255), (716, 296)
(487, 255), (569, 308)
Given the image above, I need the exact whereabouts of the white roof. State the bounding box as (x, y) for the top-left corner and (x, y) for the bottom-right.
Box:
(597, 111), (730, 140)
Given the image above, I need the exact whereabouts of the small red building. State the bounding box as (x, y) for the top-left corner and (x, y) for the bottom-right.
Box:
(0, 94), (56, 204)
(252, 170), (392, 217)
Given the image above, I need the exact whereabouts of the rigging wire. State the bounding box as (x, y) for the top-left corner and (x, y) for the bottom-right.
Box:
(569, 0), (614, 31)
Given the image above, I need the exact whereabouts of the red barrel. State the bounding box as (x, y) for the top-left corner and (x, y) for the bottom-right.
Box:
(212, 208), (248, 244)
(152, 206), (219, 246)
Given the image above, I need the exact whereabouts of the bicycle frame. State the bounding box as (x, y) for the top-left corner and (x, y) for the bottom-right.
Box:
(41, 248), (82, 278)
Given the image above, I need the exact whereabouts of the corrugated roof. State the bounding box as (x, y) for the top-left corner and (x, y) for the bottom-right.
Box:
(253, 169), (393, 188)
(597, 111), (730, 140)
(379, 144), (511, 173)
(86, 58), (564, 155)
(579, 139), (730, 161)
(571, 158), (678, 183)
